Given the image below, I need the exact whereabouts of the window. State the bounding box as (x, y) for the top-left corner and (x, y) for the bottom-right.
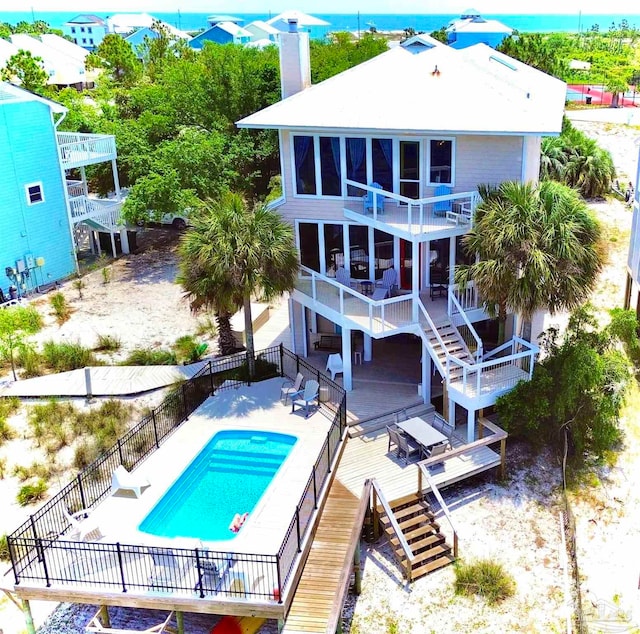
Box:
(89, 38), (94, 45)
(71, 26), (76, 33)
(374, 230), (394, 280)
(399, 140), (420, 199)
(73, 38), (78, 44)
(346, 137), (366, 196)
(87, 27), (92, 33)
(299, 223), (320, 272)
(324, 224), (344, 274)
(82, 38), (87, 44)
(372, 138), (393, 192)
(429, 139), (453, 184)
(349, 225), (369, 279)
(293, 136), (316, 195)
(80, 26), (85, 32)
(25, 183), (44, 205)
(319, 137), (341, 196)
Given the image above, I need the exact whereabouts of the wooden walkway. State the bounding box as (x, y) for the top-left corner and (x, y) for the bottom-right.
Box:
(282, 468), (364, 633)
(0, 363), (207, 398)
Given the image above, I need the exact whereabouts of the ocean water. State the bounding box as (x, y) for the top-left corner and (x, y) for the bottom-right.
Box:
(1, 11), (640, 38)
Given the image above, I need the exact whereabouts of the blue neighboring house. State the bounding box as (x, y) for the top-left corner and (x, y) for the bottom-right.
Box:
(446, 9), (513, 50)
(189, 22), (252, 49)
(0, 83), (76, 296)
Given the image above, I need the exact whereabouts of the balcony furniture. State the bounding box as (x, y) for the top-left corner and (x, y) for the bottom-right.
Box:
(149, 548), (193, 589)
(433, 184), (453, 217)
(336, 266), (355, 289)
(291, 380), (320, 418)
(371, 287), (388, 300)
(354, 349), (363, 365)
(363, 182), (385, 214)
(281, 372), (304, 404)
(375, 267), (398, 296)
(326, 353), (344, 381)
(397, 416), (448, 457)
(446, 200), (473, 225)
(111, 465), (150, 498)
(430, 282), (447, 299)
(360, 280), (373, 296)
(313, 334), (341, 351)
(423, 440), (450, 462)
(62, 507), (102, 542)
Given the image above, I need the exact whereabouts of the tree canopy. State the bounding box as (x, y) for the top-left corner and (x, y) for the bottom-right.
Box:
(457, 180), (605, 343)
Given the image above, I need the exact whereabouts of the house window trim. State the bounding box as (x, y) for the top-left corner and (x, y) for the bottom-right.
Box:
(426, 137), (456, 187)
(25, 182), (45, 206)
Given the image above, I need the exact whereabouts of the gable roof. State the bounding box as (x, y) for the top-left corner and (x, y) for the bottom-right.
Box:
(246, 20), (281, 36)
(266, 10), (329, 29)
(0, 81), (67, 113)
(212, 21), (252, 37)
(65, 14), (106, 25)
(447, 15), (513, 35)
(237, 44), (565, 137)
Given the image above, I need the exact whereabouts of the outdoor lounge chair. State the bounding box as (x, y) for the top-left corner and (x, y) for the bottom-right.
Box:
(111, 465), (150, 498)
(375, 268), (398, 296)
(423, 441), (449, 463)
(281, 372), (304, 404)
(363, 182), (384, 214)
(326, 353), (344, 381)
(335, 267), (354, 288)
(433, 184), (452, 217)
(62, 507), (102, 542)
(149, 548), (193, 590)
(291, 380), (319, 418)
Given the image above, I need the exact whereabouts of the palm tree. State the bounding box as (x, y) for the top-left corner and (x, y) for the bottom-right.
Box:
(457, 180), (605, 343)
(177, 191), (298, 366)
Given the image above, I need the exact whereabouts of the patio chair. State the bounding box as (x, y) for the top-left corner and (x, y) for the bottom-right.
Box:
(326, 353), (344, 381)
(423, 441), (449, 463)
(335, 267), (354, 288)
(387, 427), (420, 464)
(431, 412), (446, 433)
(433, 184), (452, 217)
(149, 547), (193, 589)
(111, 465), (150, 498)
(375, 268), (398, 296)
(62, 507), (102, 542)
(363, 182), (385, 214)
(291, 379), (319, 418)
(280, 372), (304, 404)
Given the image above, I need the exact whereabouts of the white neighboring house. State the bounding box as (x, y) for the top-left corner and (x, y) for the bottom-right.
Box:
(9, 34), (86, 87)
(0, 37), (20, 72)
(266, 10), (329, 32)
(624, 141), (640, 316)
(107, 13), (156, 35)
(237, 21), (566, 441)
(245, 20), (280, 43)
(39, 34), (100, 85)
(62, 14), (107, 50)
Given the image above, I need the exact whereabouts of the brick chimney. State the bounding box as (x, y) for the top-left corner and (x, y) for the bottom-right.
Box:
(278, 18), (311, 98)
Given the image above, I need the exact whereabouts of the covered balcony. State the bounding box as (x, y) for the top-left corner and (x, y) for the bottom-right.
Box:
(344, 180), (480, 242)
(57, 132), (117, 168)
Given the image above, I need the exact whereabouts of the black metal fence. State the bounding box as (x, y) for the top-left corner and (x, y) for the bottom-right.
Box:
(7, 345), (347, 603)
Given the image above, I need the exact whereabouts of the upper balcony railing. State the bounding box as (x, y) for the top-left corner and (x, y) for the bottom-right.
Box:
(343, 180), (480, 239)
(294, 265), (414, 336)
(68, 195), (123, 228)
(57, 132), (117, 168)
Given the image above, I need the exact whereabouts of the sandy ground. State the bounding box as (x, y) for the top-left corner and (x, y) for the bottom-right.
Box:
(1, 119), (640, 633)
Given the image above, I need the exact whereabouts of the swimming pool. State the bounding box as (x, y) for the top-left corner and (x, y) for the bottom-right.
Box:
(139, 430), (297, 541)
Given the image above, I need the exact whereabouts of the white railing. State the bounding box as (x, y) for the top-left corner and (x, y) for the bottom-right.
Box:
(416, 300), (448, 376)
(57, 132), (117, 166)
(449, 281), (479, 312)
(69, 196), (123, 227)
(344, 180), (480, 236)
(448, 288), (483, 362)
(447, 340), (537, 399)
(66, 180), (85, 198)
(295, 266), (414, 336)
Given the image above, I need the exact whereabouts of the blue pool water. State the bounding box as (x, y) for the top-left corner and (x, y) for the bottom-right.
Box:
(139, 430), (297, 541)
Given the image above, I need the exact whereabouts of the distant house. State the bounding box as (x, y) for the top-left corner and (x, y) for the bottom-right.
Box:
(446, 9), (513, 49)
(624, 141), (640, 318)
(206, 15), (244, 28)
(9, 34), (86, 87)
(125, 24), (191, 57)
(265, 10), (329, 32)
(0, 82), (128, 296)
(107, 13), (156, 35)
(245, 20), (280, 44)
(62, 14), (107, 51)
(189, 22), (252, 49)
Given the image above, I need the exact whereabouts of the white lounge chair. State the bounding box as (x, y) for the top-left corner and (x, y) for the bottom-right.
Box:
(149, 547), (193, 589)
(281, 372), (304, 404)
(291, 380), (319, 418)
(326, 353), (344, 381)
(111, 465), (150, 498)
(62, 507), (102, 542)
(375, 267), (398, 296)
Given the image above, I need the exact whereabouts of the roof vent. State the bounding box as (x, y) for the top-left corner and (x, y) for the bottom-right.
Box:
(287, 18), (299, 33)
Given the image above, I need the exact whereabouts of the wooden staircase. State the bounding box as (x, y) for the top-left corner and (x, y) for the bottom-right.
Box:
(379, 493), (455, 581)
(423, 319), (475, 382)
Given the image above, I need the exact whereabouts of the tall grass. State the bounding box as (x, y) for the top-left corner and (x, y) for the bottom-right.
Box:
(0, 396), (19, 446)
(122, 347), (177, 366)
(173, 335), (208, 363)
(16, 345), (44, 378)
(94, 334), (121, 352)
(50, 292), (71, 325)
(454, 559), (516, 605)
(42, 341), (97, 372)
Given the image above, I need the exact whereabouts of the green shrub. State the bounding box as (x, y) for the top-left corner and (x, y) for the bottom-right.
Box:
(13, 462), (51, 482)
(173, 335), (209, 363)
(28, 400), (77, 446)
(73, 440), (99, 470)
(0, 534), (9, 562)
(50, 292), (71, 324)
(0, 418), (16, 445)
(72, 277), (85, 299)
(94, 334), (121, 352)
(454, 559), (516, 605)
(73, 399), (133, 454)
(122, 347), (177, 366)
(42, 340), (97, 371)
(0, 457), (7, 479)
(219, 355), (279, 383)
(101, 266), (111, 285)
(16, 345), (44, 377)
(0, 396), (19, 446)
(16, 479), (48, 506)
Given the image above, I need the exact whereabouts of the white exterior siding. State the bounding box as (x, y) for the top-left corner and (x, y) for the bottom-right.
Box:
(521, 135), (542, 183)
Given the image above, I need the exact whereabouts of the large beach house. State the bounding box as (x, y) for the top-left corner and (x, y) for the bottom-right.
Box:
(0, 82), (126, 297)
(238, 23), (566, 441)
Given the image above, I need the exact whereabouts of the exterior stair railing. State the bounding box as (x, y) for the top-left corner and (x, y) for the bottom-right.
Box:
(448, 287), (483, 362)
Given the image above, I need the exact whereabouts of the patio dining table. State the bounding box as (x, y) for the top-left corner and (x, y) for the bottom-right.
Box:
(397, 417), (448, 451)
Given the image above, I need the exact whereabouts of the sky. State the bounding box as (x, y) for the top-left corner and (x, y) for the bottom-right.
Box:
(22, 0), (640, 14)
